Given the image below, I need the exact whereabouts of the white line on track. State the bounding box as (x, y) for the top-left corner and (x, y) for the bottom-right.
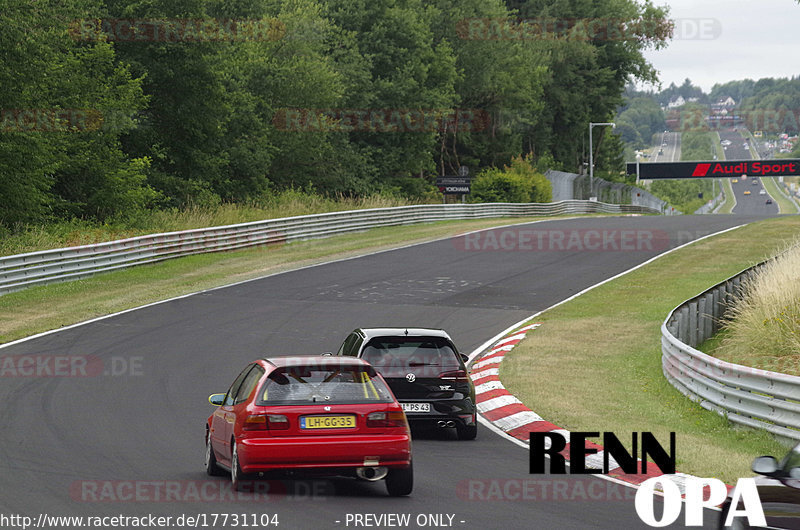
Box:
(1, 214), (745, 504)
(0, 215), (590, 351)
(465, 222), (746, 494)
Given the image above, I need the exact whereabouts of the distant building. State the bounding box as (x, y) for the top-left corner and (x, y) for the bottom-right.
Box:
(667, 96), (685, 109)
(709, 96), (737, 119)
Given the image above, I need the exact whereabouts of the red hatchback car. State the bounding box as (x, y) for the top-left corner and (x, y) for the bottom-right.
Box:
(205, 356), (413, 496)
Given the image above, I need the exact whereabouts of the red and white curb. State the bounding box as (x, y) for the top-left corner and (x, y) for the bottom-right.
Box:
(470, 322), (704, 495)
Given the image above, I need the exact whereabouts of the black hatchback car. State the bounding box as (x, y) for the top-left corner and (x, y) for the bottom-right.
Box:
(334, 328), (477, 440)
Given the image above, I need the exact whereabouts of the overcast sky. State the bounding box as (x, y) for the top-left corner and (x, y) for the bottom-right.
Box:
(641, 0), (800, 93)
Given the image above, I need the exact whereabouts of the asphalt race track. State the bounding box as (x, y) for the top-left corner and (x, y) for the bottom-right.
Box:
(719, 129), (780, 216)
(651, 131), (681, 163)
(0, 213), (782, 529)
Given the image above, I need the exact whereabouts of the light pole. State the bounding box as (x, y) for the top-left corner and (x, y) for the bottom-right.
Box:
(589, 122), (615, 200)
(635, 151), (641, 185)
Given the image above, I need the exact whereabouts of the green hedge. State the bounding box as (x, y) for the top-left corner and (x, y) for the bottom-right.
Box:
(470, 155), (552, 203)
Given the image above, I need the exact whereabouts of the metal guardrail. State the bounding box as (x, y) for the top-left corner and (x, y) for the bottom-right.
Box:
(661, 261), (800, 442)
(0, 200), (659, 296)
(695, 189), (724, 215)
(545, 169), (670, 213)
(775, 180), (800, 213)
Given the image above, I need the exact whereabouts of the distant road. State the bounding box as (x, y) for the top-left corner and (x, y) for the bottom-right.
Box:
(650, 131), (681, 162)
(636, 131), (680, 188)
(718, 129), (779, 216)
(639, 129), (780, 216)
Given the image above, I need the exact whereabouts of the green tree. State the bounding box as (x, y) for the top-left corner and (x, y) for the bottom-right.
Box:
(709, 79), (755, 104)
(212, 0), (348, 196)
(322, 0), (458, 188)
(617, 96), (666, 149)
(509, 0), (671, 172)
(469, 154), (551, 202)
(102, 0), (235, 206)
(426, 0), (547, 172)
(0, 0), (151, 224)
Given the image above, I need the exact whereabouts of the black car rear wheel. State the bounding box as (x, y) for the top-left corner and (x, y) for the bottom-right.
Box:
(456, 421), (478, 440)
(456, 414), (478, 440)
(386, 461), (413, 496)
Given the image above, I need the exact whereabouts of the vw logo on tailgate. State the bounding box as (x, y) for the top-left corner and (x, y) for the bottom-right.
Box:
(405, 373), (416, 382)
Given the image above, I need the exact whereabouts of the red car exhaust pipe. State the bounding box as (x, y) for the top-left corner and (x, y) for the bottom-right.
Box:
(356, 466), (389, 481)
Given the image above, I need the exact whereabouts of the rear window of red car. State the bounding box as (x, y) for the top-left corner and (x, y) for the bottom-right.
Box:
(257, 365), (395, 405)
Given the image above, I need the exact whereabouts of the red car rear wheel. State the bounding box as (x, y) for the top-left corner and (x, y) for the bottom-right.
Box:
(385, 461), (413, 496)
(231, 441), (246, 491)
(205, 429), (225, 477)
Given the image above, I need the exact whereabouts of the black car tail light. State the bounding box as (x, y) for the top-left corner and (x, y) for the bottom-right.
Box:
(439, 369), (468, 382)
(459, 413), (476, 426)
(366, 411), (408, 428)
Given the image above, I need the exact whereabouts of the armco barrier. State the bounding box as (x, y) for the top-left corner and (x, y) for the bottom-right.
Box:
(545, 169), (670, 213)
(661, 261), (800, 443)
(694, 190), (724, 215)
(0, 200), (658, 296)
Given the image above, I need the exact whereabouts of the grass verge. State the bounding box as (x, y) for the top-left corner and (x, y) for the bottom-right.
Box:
(712, 131), (724, 163)
(717, 178), (736, 214)
(0, 191), (430, 257)
(762, 177), (799, 214)
(0, 215), (571, 344)
(500, 215), (800, 483)
(711, 241), (800, 374)
(709, 133), (738, 215)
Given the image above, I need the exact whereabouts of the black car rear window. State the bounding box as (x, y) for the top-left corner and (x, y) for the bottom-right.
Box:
(257, 365), (394, 405)
(362, 337), (461, 373)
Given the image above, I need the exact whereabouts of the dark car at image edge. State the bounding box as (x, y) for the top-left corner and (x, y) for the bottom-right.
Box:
(720, 443), (800, 529)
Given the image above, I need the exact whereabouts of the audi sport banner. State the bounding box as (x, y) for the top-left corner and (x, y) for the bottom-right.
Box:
(627, 159), (800, 179)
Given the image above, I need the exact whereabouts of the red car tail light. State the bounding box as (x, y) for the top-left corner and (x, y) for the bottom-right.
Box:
(266, 414), (290, 430)
(243, 414), (289, 431)
(366, 411), (408, 428)
(439, 369), (468, 381)
(244, 414), (267, 431)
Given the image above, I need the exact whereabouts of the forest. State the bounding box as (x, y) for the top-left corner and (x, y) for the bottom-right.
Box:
(619, 77), (800, 151)
(1, 0), (671, 227)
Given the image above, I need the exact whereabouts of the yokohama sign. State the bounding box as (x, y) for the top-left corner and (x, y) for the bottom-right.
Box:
(626, 159), (800, 179)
